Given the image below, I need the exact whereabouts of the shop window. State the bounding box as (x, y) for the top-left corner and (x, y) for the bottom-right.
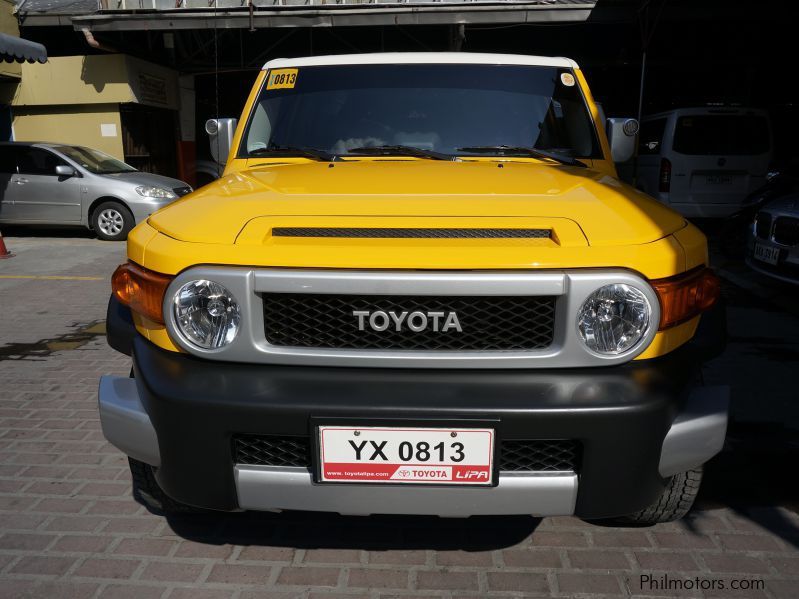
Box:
(120, 104), (178, 177)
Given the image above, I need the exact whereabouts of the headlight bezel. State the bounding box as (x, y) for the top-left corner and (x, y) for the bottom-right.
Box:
(170, 279), (242, 351)
(575, 283), (654, 358)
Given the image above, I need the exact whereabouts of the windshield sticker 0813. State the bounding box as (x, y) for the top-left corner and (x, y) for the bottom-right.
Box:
(267, 69), (299, 90)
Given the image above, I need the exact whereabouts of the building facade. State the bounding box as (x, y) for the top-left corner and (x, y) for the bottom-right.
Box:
(5, 54), (193, 180)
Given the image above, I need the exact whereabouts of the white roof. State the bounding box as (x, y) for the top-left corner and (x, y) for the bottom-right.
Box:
(263, 52), (579, 70)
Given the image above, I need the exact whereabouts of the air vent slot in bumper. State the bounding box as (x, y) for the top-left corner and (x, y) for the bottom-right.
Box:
(233, 434), (581, 472)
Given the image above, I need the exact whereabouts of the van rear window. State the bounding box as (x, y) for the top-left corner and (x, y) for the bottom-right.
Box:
(672, 115), (770, 156)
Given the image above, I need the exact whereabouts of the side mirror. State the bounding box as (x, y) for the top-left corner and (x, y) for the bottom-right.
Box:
(55, 165), (77, 177)
(606, 118), (640, 163)
(205, 118), (238, 165)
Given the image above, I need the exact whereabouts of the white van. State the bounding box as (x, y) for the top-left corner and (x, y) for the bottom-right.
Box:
(636, 107), (772, 218)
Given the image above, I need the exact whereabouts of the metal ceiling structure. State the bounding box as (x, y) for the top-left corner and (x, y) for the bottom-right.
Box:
(12, 0), (792, 117)
(17, 0), (599, 29)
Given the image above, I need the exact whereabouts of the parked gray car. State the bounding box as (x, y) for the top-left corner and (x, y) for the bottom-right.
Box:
(0, 142), (191, 241)
(747, 194), (799, 284)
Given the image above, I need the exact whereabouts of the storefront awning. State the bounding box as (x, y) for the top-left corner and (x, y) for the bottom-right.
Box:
(0, 34), (47, 64)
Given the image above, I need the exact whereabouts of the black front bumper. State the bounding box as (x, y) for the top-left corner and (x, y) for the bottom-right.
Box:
(107, 294), (727, 519)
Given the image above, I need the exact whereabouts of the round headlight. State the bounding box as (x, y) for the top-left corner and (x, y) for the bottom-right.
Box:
(577, 284), (651, 356)
(173, 280), (240, 350)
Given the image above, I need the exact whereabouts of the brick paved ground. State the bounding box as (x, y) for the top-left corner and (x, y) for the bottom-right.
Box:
(1, 232), (798, 599)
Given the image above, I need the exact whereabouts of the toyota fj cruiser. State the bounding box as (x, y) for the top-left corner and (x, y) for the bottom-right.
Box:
(100, 53), (728, 524)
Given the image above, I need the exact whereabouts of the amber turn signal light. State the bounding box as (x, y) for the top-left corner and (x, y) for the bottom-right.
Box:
(651, 267), (720, 330)
(112, 262), (173, 325)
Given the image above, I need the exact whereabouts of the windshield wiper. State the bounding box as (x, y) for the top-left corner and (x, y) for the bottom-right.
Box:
(249, 145), (336, 162)
(457, 145), (586, 168)
(346, 145), (453, 161)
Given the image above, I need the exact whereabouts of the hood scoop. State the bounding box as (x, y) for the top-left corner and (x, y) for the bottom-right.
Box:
(236, 217), (588, 253)
(271, 227), (552, 240)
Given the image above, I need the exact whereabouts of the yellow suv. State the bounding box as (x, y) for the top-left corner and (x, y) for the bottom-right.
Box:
(100, 53), (727, 524)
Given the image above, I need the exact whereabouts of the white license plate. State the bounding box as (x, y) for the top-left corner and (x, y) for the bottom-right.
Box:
(754, 242), (780, 265)
(318, 426), (495, 485)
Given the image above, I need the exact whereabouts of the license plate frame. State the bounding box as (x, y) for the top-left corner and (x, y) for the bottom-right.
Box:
(754, 242), (781, 265)
(311, 418), (500, 487)
(705, 175), (734, 185)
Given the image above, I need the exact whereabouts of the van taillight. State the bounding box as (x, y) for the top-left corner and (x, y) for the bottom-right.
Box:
(659, 158), (672, 193)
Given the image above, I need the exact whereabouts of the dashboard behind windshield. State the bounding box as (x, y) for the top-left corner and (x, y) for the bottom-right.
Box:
(240, 64), (602, 159)
(55, 146), (137, 174)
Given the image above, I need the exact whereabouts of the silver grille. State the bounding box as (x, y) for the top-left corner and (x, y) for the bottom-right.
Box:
(263, 293), (556, 350)
(162, 268), (661, 369)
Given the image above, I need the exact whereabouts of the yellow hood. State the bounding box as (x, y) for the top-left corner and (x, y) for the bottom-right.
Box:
(131, 159), (707, 360)
(148, 160), (685, 247)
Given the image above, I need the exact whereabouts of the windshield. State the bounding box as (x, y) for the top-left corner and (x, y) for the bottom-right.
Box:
(672, 115), (771, 156)
(240, 64), (601, 159)
(54, 146), (137, 174)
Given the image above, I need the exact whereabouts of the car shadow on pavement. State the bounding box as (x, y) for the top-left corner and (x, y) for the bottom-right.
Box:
(0, 224), (95, 239)
(692, 421), (799, 548)
(163, 510), (541, 551)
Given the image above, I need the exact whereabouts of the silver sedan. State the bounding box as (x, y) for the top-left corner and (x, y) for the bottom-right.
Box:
(0, 142), (191, 241)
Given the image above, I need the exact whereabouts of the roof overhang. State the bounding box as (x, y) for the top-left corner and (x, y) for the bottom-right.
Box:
(68, 1), (598, 31)
(0, 33), (47, 64)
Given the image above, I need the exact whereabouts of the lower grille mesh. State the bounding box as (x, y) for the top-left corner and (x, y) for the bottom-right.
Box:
(500, 440), (581, 472)
(233, 436), (310, 468)
(232, 435), (580, 472)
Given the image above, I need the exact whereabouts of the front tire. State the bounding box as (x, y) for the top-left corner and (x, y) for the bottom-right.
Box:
(92, 201), (134, 241)
(615, 467), (703, 525)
